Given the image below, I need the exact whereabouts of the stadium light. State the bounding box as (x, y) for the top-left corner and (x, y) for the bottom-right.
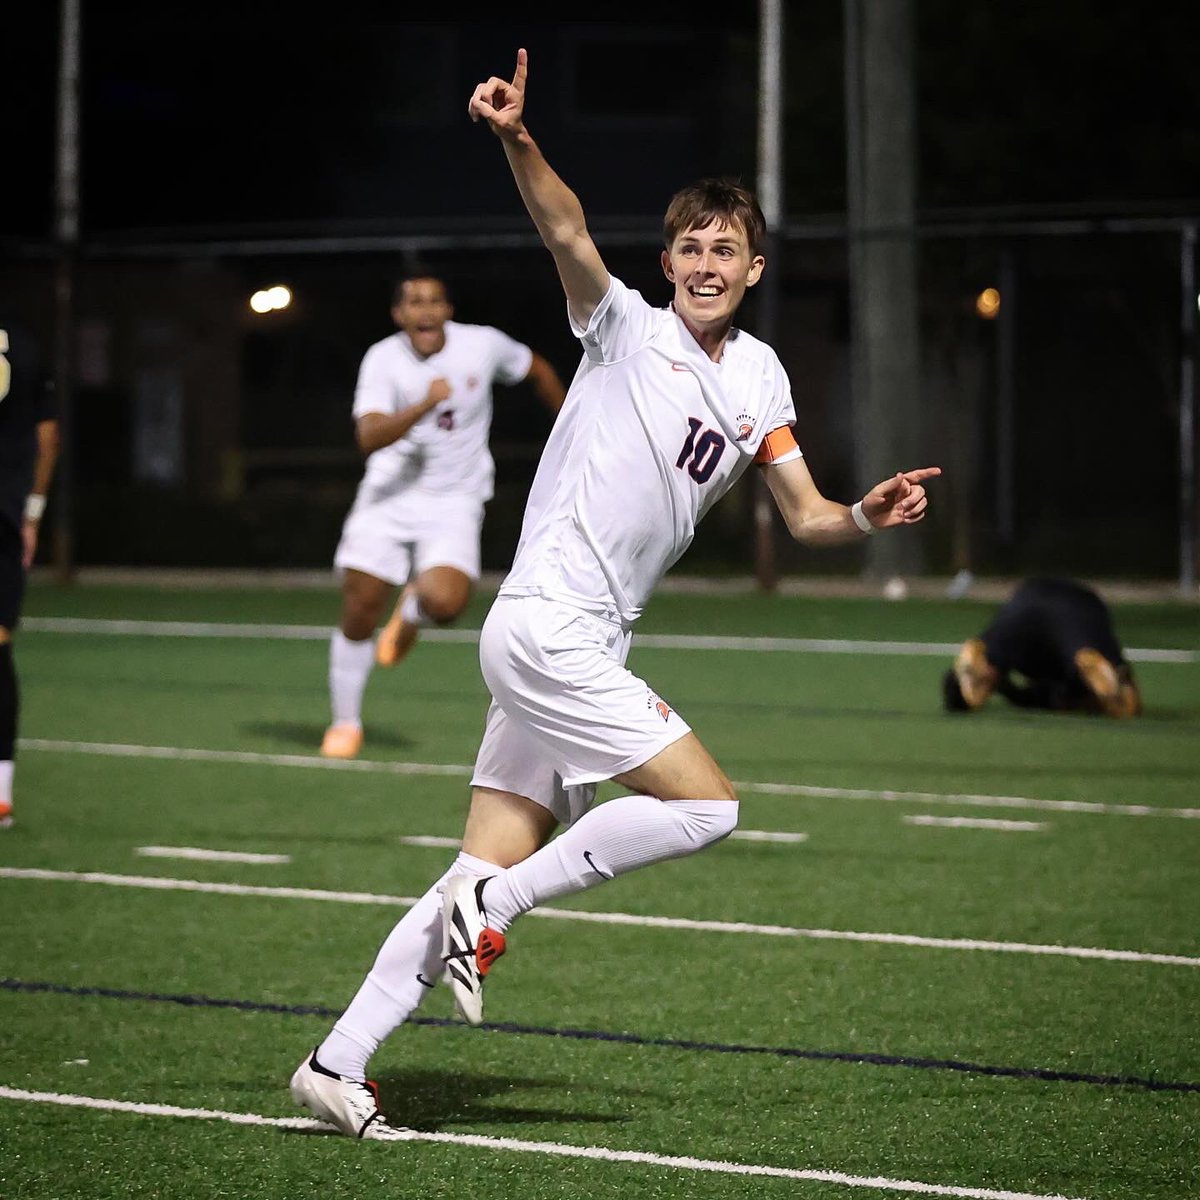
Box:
(975, 287), (1001, 319)
(249, 285), (293, 315)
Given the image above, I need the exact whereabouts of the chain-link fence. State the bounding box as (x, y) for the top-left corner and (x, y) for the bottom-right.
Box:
(4, 215), (1196, 587)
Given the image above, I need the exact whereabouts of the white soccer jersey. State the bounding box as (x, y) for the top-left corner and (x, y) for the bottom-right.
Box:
(498, 275), (800, 625)
(351, 320), (534, 505)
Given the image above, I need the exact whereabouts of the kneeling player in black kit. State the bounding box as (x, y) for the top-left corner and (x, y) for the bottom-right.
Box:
(943, 576), (1142, 719)
(0, 314), (58, 827)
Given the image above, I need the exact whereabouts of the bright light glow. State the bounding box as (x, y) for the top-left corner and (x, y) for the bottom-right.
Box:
(975, 287), (1001, 319)
(249, 285), (293, 315)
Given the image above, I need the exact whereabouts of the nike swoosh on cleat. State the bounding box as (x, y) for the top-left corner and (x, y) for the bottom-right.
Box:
(583, 850), (613, 880)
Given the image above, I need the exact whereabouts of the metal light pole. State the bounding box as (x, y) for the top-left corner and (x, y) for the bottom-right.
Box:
(52, 0), (82, 583)
(1180, 224), (1197, 595)
(754, 0), (784, 591)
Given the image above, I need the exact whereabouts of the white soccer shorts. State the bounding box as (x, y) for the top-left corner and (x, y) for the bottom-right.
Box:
(469, 594), (691, 825)
(333, 492), (483, 585)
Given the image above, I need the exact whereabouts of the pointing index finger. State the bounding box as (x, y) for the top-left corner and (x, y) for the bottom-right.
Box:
(902, 467), (942, 483)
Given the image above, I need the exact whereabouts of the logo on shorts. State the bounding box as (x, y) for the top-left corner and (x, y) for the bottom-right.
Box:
(656, 700), (671, 721)
(735, 410), (756, 441)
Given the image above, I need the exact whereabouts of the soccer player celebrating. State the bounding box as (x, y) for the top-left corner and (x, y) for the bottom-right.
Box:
(321, 270), (566, 760)
(0, 314), (59, 828)
(291, 49), (939, 1137)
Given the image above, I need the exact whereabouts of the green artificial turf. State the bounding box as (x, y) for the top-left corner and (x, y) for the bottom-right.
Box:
(2, 581), (1197, 1199)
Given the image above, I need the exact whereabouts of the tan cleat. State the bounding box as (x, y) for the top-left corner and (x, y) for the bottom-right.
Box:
(1075, 648), (1140, 718)
(375, 586), (420, 668)
(953, 638), (998, 710)
(320, 722), (364, 759)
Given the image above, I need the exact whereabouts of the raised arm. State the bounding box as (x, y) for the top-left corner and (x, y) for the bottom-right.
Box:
(469, 49), (609, 329)
(763, 457), (940, 546)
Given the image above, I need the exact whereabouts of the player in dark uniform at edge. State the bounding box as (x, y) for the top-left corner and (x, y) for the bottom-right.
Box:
(0, 313), (59, 827)
(943, 576), (1142, 719)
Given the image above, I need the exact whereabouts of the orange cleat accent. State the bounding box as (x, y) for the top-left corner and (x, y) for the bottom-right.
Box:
(953, 638), (998, 710)
(375, 586), (420, 668)
(320, 723), (364, 759)
(0, 801), (12, 829)
(476, 928), (507, 976)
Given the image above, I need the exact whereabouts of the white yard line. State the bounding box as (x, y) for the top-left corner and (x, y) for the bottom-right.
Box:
(903, 816), (1046, 832)
(2, 866), (1195, 968)
(19, 738), (1200, 821)
(136, 846), (291, 864)
(401, 831), (806, 849)
(20, 615), (1197, 663)
(0, 1086), (1087, 1200)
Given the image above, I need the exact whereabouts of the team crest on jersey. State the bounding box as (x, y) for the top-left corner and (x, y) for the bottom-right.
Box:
(735, 411), (756, 441)
(646, 688), (671, 722)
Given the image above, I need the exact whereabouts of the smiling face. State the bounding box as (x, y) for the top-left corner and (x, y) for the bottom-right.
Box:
(392, 277), (453, 358)
(661, 218), (765, 343)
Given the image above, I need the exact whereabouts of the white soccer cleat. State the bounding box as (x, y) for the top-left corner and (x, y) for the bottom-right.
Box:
(441, 874), (506, 1026)
(289, 1049), (411, 1140)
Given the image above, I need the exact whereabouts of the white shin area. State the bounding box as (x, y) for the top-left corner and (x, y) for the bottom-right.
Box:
(316, 850), (499, 1081)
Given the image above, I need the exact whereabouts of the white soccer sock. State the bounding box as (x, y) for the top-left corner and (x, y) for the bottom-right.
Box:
(399, 589), (431, 628)
(0, 760), (12, 805)
(316, 850), (498, 1081)
(481, 796), (738, 933)
(328, 630), (375, 727)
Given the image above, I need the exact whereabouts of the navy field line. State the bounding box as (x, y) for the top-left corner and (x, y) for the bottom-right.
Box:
(4, 978), (1196, 1095)
(18, 737), (1200, 820)
(21, 615), (1198, 663)
(2, 866), (1196, 967)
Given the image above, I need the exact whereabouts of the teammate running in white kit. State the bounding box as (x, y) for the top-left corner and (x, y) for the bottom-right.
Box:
(322, 270), (565, 759)
(291, 49), (940, 1138)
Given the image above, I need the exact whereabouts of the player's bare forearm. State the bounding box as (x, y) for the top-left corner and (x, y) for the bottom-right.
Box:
(355, 385), (446, 455)
(784, 500), (865, 547)
(526, 353), (566, 415)
(31, 419), (59, 497)
(764, 458), (938, 544)
(501, 137), (609, 325)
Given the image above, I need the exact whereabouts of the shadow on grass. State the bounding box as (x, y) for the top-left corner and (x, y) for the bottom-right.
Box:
(372, 1068), (626, 1132)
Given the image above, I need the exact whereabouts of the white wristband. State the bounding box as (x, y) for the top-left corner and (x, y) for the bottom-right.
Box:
(24, 494), (47, 522)
(851, 500), (874, 535)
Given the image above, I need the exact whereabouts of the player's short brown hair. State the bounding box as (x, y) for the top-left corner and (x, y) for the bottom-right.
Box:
(392, 270), (449, 307)
(663, 179), (767, 257)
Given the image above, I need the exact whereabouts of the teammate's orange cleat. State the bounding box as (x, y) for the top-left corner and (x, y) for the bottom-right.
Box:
(0, 801), (12, 829)
(375, 586), (420, 668)
(320, 723), (364, 759)
(953, 638), (998, 711)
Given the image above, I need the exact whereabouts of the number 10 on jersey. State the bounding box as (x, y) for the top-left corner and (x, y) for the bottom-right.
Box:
(675, 418), (726, 484)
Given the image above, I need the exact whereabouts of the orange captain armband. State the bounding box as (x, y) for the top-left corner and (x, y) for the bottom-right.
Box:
(754, 425), (800, 465)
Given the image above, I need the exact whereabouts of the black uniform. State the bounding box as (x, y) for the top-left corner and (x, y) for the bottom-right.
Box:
(945, 576), (1136, 714)
(0, 315), (54, 630)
